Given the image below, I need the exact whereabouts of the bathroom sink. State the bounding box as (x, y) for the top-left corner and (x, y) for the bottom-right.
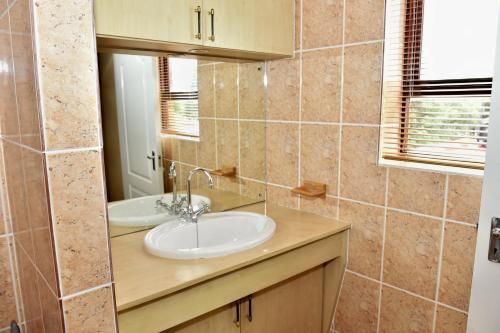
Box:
(108, 194), (211, 227)
(143, 212), (276, 259)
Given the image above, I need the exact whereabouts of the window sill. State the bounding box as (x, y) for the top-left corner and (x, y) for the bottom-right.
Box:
(378, 158), (484, 177)
(161, 133), (200, 143)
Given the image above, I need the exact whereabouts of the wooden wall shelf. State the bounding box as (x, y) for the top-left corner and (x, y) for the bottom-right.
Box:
(210, 166), (237, 178)
(291, 181), (326, 198)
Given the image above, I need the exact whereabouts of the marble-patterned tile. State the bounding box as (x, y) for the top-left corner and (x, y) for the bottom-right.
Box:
(439, 222), (477, 311)
(198, 64), (215, 118)
(302, 48), (341, 122)
(300, 124), (339, 196)
(303, 0), (343, 49)
(239, 62), (266, 120)
(214, 63), (238, 119)
(435, 306), (467, 333)
(447, 175), (483, 224)
(46, 150), (111, 295)
(179, 140), (197, 166)
(240, 121), (266, 181)
(267, 57), (300, 121)
(63, 286), (117, 333)
(217, 176), (241, 195)
(266, 185), (298, 210)
(0, 13), (20, 143)
(34, 0), (101, 149)
(388, 168), (446, 217)
(384, 210), (442, 299)
(240, 179), (266, 201)
(197, 119), (216, 170)
(216, 120), (238, 171)
(0, 237), (18, 328)
(339, 200), (384, 279)
(334, 272), (379, 333)
(345, 0), (385, 43)
(36, 274), (63, 333)
(267, 123), (299, 187)
(299, 196), (337, 219)
(340, 126), (386, 205)
(379, 286), (434, 333)
(10, 0), (42, 150)
(343, 43), (383, 124)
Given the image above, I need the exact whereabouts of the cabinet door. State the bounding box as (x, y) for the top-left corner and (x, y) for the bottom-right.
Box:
(95, 0), (203, 46)
(240, 267), (324, 333)
(165, 304), (240, 333)
(202, 0), (294, 55)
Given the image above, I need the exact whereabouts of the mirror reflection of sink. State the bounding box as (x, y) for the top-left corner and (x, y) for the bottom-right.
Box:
(108, 194), (211, 227)
(144, 212), (276, 260)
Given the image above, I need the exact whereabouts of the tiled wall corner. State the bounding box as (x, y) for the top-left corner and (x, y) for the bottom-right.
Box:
(267, 0), (483, 332)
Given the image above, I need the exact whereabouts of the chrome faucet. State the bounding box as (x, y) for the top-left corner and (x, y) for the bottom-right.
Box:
(156, 162), (186, 215)
(180, 167), (214, 223)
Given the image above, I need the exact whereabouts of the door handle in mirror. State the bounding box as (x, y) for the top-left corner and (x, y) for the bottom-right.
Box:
(146, 151), (156, 171)
(488, 217), (500, 263)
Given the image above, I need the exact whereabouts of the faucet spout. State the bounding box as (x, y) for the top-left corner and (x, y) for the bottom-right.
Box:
(183, 167), (213, 223)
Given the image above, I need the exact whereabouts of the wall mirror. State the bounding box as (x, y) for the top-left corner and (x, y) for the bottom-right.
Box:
(98, 53), (267, 238)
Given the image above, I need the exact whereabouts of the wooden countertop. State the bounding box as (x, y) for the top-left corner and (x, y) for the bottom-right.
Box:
(111, 203), (350, 311)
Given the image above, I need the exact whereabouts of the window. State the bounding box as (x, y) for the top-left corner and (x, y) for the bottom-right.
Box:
(380, 0), (499, 170)
(158, 57), (199, 138)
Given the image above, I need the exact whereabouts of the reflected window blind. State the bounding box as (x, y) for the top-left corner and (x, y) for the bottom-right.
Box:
(380, 0), (498, 170)
(158, 57), (199, 138)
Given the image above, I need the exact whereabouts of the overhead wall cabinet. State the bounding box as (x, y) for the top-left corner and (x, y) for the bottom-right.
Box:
(94, 0), (294, 60)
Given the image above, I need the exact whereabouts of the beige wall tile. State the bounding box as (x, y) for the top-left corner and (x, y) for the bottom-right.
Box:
(179, 140), (197, 166)
(217, 176), (241, 195)
(339, 200), (384, 280)
(384, 210), (441, 299)
(239, 63), (266, 120)
(197, 119), (216, 170)
(214, 63), (238, 119)
(198, 64), (215, 118)
(340, 126), (386, 205)
(240, 121), (266, 181)
(299, 196), (338, 219)
(343, 43), (383, 124)
(435, 306), (467, 333)
(267, 57), (300, 121)
(216, 120), (238, 170)
(300, 124), (339, 195)
(447, 175), (483, 224)
(240, 179), (266, 201)
(47, 150), (111, 295)
(439, 222), (477, 311)
(345, 0), (385, 43)
(334, 272), (379, 333)
(63, 286), (117, 333)
(379, 286), (434, 333)
(267, 123), (299, 187)
(37, 274), (63, 333)
(302, 48), (341, 122)
(266, 185), (298, 210)
(0, 13), (20, 143)
(34, 0), (101, 149)
(0, 237), (18, 328)
(388, 168), (446, 217)
(303, 0), (343, 49)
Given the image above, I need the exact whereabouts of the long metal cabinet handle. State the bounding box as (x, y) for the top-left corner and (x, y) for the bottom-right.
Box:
(234, 300), (240, 327)
(246, 295), (253, 322)
(208, 8), (215, 41)
(194, 6), (202, 39)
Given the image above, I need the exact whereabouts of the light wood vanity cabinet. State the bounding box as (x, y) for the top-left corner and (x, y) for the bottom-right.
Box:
(94, 0), (294, 60)
(167, 267), (324, 333)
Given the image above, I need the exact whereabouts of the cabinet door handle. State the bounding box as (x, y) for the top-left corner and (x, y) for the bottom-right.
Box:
(208, 8), (215, 41)
(234, 300), (240, 327)
(194, 6), (202, 39)
(246, 295), (253, 322)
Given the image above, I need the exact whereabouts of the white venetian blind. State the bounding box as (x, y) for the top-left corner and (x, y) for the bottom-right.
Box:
(380, 0), (499, 169)
(158, 57), (200, 138)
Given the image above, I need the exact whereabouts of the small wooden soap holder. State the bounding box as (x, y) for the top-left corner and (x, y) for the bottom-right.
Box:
(291, 181), (326, 198)
(210, 166), (237, 177)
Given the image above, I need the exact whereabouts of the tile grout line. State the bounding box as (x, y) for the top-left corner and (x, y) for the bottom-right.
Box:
(376, 167), (390, 333)
(299, 39), (385, 53)
(236, 63), (242, 195)
(60, 282), (113, 301)
(432, 174), (450, 333)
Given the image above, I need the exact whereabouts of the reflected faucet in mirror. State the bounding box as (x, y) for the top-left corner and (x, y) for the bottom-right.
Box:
(155, 162), (186, 215)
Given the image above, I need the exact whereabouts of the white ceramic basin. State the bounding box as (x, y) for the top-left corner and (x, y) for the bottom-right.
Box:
(144, 212), (276, 259)
(108, 194), (211, 227)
